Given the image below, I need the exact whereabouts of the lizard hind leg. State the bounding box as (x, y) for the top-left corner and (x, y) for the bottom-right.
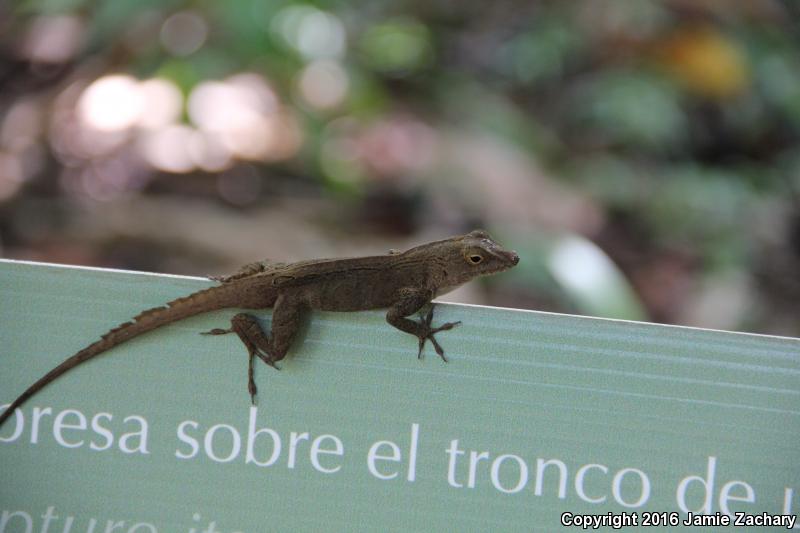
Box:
(202, 297), (306, 404)
(203, 314), (280, 369)
(202, 313), (279, 405)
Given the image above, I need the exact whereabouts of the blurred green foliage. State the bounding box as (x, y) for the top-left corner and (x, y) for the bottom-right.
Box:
(0, 0), (798, 335)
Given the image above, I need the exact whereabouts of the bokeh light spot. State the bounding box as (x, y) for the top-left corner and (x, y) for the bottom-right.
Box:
(21, 15), (84, 63)
(272, 6), (345, 59)
(137, 78), (183, 129)
(160, 11), (209, 57)
(0, 153), (25, 201)
(77, 75), (144, 132)
(1, 100), (43, 153)
(187, 75), (299, 161)
(139, 125), (195, 173)
(187, 130), (233, 172)
(298, 60), (349, 110)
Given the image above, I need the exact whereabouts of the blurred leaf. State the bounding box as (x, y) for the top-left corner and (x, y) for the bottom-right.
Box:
(156, 59), (201, 95)
(359, 18), (432, 74)
(567, 154), (642, 208)
(498, 15), (584, 84)
(18, 0), (89, 15)
(757, 53), (800, 127)
(503, 233), (647, 321)
(657, 26), (750, 99)
(644, 165), (752, 269)
(571, 70), (687, 150)
(546, 234), (647, 321)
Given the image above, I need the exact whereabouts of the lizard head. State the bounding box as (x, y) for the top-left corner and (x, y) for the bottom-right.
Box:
(455, 229), (519, 277)
(414, 229), (519, 290)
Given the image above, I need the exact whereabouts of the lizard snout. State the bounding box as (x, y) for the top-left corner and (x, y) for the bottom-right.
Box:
(508, 251), (519, 265)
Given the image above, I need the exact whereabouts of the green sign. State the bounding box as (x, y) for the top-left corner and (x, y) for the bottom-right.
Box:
(1, 260), (798, 531)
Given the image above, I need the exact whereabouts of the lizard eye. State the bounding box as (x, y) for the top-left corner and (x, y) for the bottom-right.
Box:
(468, 254), (483, 264)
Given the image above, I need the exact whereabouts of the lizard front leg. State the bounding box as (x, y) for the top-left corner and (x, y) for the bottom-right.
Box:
(203, 294), (306, 404)
(386, 288), (461, 362)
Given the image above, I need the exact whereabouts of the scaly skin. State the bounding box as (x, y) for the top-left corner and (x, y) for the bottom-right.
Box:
(0, 230), (519, 427)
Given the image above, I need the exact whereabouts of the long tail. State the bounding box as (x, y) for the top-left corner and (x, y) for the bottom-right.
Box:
(0, 283), (244, 427)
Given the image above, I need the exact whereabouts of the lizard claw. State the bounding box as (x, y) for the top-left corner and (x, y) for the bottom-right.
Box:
(248, 381), (258, 405)
(429, 334), (447, 362)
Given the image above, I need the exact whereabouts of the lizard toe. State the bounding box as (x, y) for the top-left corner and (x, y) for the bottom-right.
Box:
(428, 334), (448, 363)
(431, 321), (461, 334)
(201, 328), (231, 336)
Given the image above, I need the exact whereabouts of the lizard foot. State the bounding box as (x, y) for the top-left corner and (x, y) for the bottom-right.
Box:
(202, 326), (281, 370)
(246, 349), (280, 405)
(416, 307), (461, 362)
(247, 356), (258, 405)
(202, 313), (285, 407)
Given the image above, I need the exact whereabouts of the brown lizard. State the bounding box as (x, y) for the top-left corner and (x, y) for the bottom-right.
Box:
(0, 230), (518, 427)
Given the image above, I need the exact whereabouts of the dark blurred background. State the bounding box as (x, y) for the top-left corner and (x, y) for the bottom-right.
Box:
(0, 0), (798, 336)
